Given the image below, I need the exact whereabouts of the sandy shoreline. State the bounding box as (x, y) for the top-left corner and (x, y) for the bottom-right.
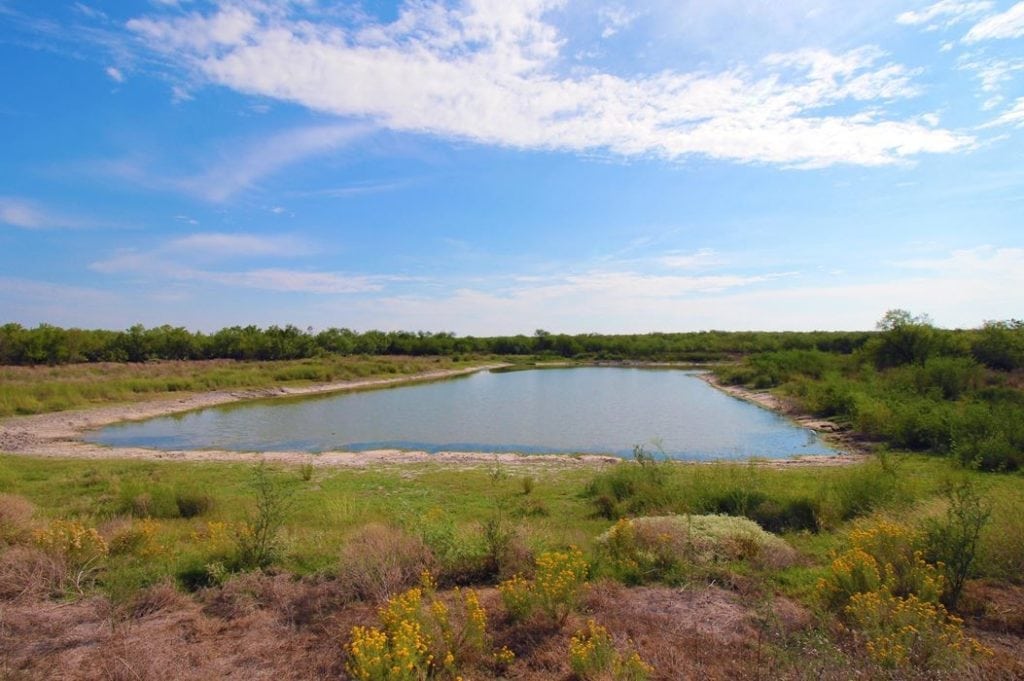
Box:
(0, 363), (867, 469)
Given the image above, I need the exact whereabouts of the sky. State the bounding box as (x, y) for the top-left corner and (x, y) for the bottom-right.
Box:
(1, 0), (1023, 335)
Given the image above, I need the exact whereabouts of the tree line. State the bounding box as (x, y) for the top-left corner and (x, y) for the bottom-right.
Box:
(0, 322), (875, 366)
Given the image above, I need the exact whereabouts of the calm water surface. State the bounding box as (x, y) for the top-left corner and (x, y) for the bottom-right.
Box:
(85, 368), (834, 460)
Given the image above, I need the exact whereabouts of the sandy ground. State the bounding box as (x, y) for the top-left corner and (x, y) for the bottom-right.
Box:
(0, 364), (867, 469)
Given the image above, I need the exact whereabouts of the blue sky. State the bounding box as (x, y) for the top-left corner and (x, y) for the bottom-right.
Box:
(1, 0), (1022, 334)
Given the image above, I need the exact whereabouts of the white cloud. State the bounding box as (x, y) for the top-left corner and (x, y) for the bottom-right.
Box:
(657, 249), (727, 269)
(981, 96), (1024, 127)
(125, 2), (972, 168)
(896, 1), (993, 28)
(964, 1), (1024, 41)
(90, 230), (380, 295)
(0, 196), (87, 229)
(958, 55), (1024, 93)
(105, 66), (124, 82)
(325, 246), (1024, 334)
(97, 123), (368, 202)
(598, 5), (640, 38)
(167, 232), (312, 257)
(127, 5), (257, 52)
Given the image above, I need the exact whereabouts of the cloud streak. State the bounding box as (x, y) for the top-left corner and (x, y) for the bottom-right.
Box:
(124, 2), (972, 168)
(896, 1), (993, 28)
(964, 1), (1024, 41)
(0, 196), (91, 229)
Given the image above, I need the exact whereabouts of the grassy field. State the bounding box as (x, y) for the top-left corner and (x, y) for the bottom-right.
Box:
(2, 450), (1022, 679)
(2, 352), (1023, 679)
(0, 355), (490, 417)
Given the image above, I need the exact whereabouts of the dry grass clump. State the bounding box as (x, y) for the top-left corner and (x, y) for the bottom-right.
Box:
(129, 580), (193, 619)
(337, 523), (436, 603)
(0, 493), (35, 544)
(0, 545), (67, 600)
(200, 571), (348, 628)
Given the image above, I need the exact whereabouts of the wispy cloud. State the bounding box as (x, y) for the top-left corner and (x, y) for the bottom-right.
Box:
(91, 250), (384, 295)
(123, 2), (971, 169)
(0, 196), (91, 229)
(896, 1), (993, 29)
(981, 97), (1024, 127)
(656, 249), (728, 270)
(324, 246), (1023, 334)
(105, 65), (124, 82)
(167, 232), (313, 258)
(598, 5), (641, 38)
(89, 230), (382, 295)
(964, 1), (1024, 41)
(97, 123), (370, 202)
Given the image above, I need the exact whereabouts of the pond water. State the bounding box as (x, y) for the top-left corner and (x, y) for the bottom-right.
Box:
(85, 367), (835, 460)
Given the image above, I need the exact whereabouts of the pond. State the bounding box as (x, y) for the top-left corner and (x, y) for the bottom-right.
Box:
(84, 367), (835, 460)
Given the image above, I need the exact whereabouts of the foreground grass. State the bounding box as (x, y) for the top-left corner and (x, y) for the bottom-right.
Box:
(1, 453), (1020, 595)
(2, 453), (1022, 679)
(0, 355), (493, 417)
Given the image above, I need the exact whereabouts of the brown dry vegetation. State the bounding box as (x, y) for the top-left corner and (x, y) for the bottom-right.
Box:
(3, 564), (1023, 681)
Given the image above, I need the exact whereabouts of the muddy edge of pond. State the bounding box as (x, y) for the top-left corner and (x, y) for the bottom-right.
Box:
(0, 362), (868, 469)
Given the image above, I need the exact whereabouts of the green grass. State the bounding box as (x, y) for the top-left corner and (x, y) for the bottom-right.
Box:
(0, 355), (486, 417)
(1, 452), (1020, 602)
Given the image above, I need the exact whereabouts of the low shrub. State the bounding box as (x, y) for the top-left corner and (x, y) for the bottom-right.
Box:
(568, 619), (652, 681)
(338, 523), (436, 602)
(0, 545), (67, 600)
(815, 457), (899, 528)
(844, 590), (990, 669)
(174, 489), (214, 518)
(819, 520), (944, 611)
(921, 480), (991, 608)
(233, 462), (293, 570)
(585, 455), (674, 520)
(32, 519), (108, 593)
(118, 484), (179, 519)
(107, 518), (162, 558)
(977, 501), (1024, 584)
(346, 580), (513, 680)
(0, 493), (35, 544)
(819, 519), (990, 672)
(596, 515), (797, 585)
(498, 547), (589, 625)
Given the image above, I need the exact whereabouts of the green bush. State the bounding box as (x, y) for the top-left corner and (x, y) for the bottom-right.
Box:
(585, 453), (674, 520)
(921, 480), (991, 609)
(118, 484), (179, 519)
(816, 456), (899, 528)
(174, 490), (214, 518)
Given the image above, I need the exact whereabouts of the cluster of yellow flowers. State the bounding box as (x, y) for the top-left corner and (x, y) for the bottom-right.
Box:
(818, 521), (944, 610)
(33, 519), (108, 565)
(568, 619), (652, 681)
(189, 520), (231, 546)
(818, 520), (990, 670)
(347, 576), (513, 680)
(845, 589), (991, 668)
(108, 517), (163, 557)
(500, 547), (589, 624)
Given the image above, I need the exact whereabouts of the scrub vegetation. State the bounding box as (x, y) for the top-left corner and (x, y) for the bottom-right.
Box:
(0, 454), (1021, 679)
(2, 310), (1023, 679)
